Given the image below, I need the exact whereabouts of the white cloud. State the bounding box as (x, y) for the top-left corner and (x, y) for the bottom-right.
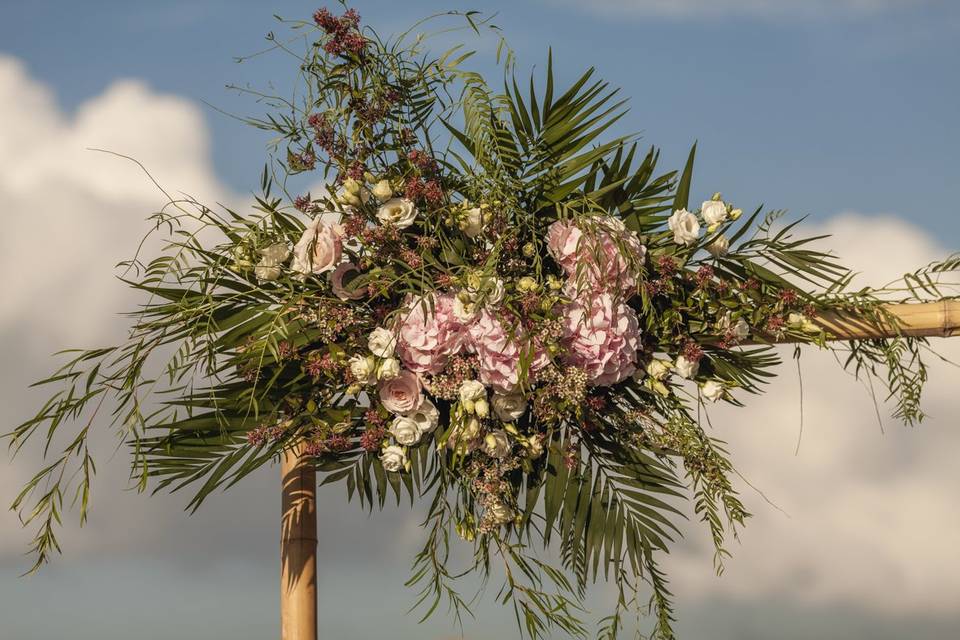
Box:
(0, 55), (240, 559)
(544, 0), (938, 20)
(0, 55), (230, 347)
(666, 213), (960, 614)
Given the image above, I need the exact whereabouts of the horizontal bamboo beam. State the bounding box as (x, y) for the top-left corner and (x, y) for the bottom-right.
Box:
(813, 300), (960, 340)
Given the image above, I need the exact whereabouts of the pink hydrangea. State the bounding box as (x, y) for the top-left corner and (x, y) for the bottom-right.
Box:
(396, 293), (466, 374)
(545, 220), (583, 274)
(561, 292), (641, 386)
(547, 217), (646, 296)
(467, 309), (549, 393)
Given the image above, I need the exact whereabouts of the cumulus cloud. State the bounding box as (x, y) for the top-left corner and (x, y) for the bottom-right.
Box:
(0, 54), (242, 561)
(666, 213), (960, 614)
(543, 0), (938, 20)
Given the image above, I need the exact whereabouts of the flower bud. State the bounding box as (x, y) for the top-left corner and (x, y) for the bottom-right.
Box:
(730, 208), (743, 220)
(517, 276), (538, 292)
(474, 398), (490, 418)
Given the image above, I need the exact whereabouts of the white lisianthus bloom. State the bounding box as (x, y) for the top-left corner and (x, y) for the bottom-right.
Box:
(667, 208), (700, 246)
(459, 379), (487, 404)
(483, 429), (511, 459)
(701, 200), (728, 226)
(486, 501), (515, 525)
(254, 242), (290, 282)
(707, 234), (730, 257)
(348, 355), (376, 385)
(371, 179), (393, 200)
(674, 355), (699, 379)
(368, 327), (397, 358)
(376, 197), (418, 229)
(524, 435), (545, 459)
(486, 278), (505, 306)
(646, 358), (672, 381)
(492, 392), (527, 422)
(460, 207), (486, 237)
(390, 416), (423, 446)
(448, 416), (481, 452)
(380, 445), (407, 472)
(407, 398), (439, 434)
(701, 380), (725, 402)
(377, 357), (401, 380)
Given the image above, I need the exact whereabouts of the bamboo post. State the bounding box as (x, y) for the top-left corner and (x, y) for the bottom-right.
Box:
(281, 444), (317, 640)
(276, 299), (960, 640)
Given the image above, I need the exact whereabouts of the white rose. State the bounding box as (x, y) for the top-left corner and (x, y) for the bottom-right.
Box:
(380, 445), (407, 472)
(732, 317), (750, 340)
(707, 234), (730, 257)
(646, 358), (672, 381)
(349, 355), (376, 385)
(483, 429), (511, 459)
(254, 242), (290, 282)
(292, 215), (344, 275)
(460, 207), (485, 237)
(492, 392), (527, 422)
(674, 355), (699, 379)
(371, 179), (393, 201)
(368, 327), (397, 358)
(667, 208), (700, 246)
(701, 380), (724, 402)
(376, 197), (418, 229)
(452, 296), (477, 323)
(459, 380), (486, 404)
(701, 200), (728, 226)
(406, 398), (439, 434)
(390, 415), (423, 446)
(377, 357), (401, 380)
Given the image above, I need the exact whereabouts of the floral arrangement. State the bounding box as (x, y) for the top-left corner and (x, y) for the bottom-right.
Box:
(8, 6), (958, 639)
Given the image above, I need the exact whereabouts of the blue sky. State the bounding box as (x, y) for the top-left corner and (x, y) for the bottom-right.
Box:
(3, 0), (958, 240)
(2, 2), (960, 639)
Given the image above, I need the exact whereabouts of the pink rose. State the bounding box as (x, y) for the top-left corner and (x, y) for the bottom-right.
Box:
(330, 262), (365, 300)
(561, 292), (641, 386)
(292, 214), (343, 275)
(378, 370), (424, 414)
(467, 309), (549, 393)
(396, 293), (467, 374)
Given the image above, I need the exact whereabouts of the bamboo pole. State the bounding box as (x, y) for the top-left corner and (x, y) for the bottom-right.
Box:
(281, 444), (317, 640)
(812, 300), (960, 339)
(277, 299), (960, 640)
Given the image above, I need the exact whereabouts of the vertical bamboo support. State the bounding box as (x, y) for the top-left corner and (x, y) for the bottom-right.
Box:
(281, 445), (317, 640)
